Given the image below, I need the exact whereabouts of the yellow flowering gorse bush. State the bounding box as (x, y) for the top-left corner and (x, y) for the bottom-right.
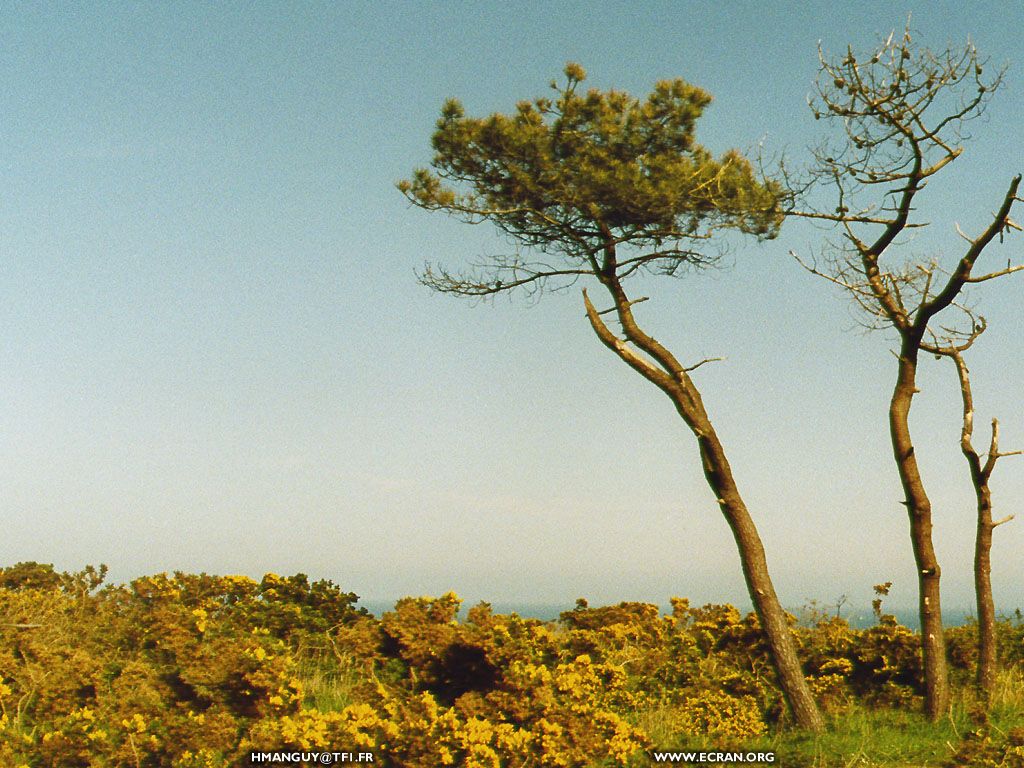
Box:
(0, 561), (1010, 766)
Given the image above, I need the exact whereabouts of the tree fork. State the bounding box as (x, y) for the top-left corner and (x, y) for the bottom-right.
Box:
(583, 287), (824, 732)
(947, 348), (1018, 701)
(798, 32), (1022, 721)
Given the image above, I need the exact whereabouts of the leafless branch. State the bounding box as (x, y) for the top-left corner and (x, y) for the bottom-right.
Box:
(683, 357), (725, 372)
(793, 29), (1021, 345)
(964, 263), (1024, 282)
(596, 296), (648, 315)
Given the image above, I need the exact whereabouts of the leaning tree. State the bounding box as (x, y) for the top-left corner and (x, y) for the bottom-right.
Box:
(400, 64), (824, 730)
(794, 28), (1023, 719)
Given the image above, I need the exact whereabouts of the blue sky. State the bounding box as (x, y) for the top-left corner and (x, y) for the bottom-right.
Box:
(1, 2), (1021, 613)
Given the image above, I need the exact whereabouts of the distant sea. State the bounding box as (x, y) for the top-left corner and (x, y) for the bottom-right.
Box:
(354, 600), (1008, 630)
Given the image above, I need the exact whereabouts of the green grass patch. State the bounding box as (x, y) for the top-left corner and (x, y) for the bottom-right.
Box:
(642, 703), (1000, 767)
(634, 668), (1024, 767)
(296, 652), (363, 712)
(767, 707), (964, 767)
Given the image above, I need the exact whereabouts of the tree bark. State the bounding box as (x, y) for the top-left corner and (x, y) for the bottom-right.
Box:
(582, 279), (823, 732)
(951, 351), (1006, 700)
(974, 483), (997, 699)
(685, 396), (825, 732)
(890, 341), (950, 720)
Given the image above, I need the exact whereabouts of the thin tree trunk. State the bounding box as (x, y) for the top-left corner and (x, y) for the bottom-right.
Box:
(890, 343), (950, 720)
(975, 487), (997, 699)
(950, 350), (1011, 701)
(685, 397), (825, 732)
(582, 281), (823, 732)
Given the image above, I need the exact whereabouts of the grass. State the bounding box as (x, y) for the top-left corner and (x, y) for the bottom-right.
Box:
(296, 649), (364, 712)
(988, 665), (1024, 717)
(769, 708), (965, 767)
(635, 670), (1024, 767)
(637, 705), (965, 767)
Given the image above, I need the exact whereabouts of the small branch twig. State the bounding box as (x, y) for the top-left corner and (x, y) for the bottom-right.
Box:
(596, 296), (648, 315)
(684, 357), (725, 372)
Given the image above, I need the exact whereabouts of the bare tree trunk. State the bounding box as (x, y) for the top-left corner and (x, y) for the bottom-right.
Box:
(949, 350), (1016, 701)
(583, 279), (823, 732)
(801, 34), (1023, 722)
(891, 343), (950, 720)
(974, 486), (997, 699)
(959, 363), (998, 700)
(685, 397), (825, 732)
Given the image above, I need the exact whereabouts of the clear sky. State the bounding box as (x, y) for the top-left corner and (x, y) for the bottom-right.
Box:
(2, 1), (1021, 614)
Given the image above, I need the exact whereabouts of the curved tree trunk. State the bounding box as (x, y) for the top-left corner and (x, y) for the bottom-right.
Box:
(890, 343), (950, 720)
(582, 279), (823, 732)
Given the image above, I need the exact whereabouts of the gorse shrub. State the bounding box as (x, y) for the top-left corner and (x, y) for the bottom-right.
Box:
(0, 562), (1020, 766)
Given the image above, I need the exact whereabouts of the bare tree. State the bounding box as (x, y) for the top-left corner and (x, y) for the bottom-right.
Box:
(793, 26), (1023, 719)
(401, 65), (824, 731)
(939, 344), (1019, 701)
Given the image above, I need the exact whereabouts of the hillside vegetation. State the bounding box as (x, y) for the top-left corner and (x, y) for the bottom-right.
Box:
(1, 563), (1022, 767)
